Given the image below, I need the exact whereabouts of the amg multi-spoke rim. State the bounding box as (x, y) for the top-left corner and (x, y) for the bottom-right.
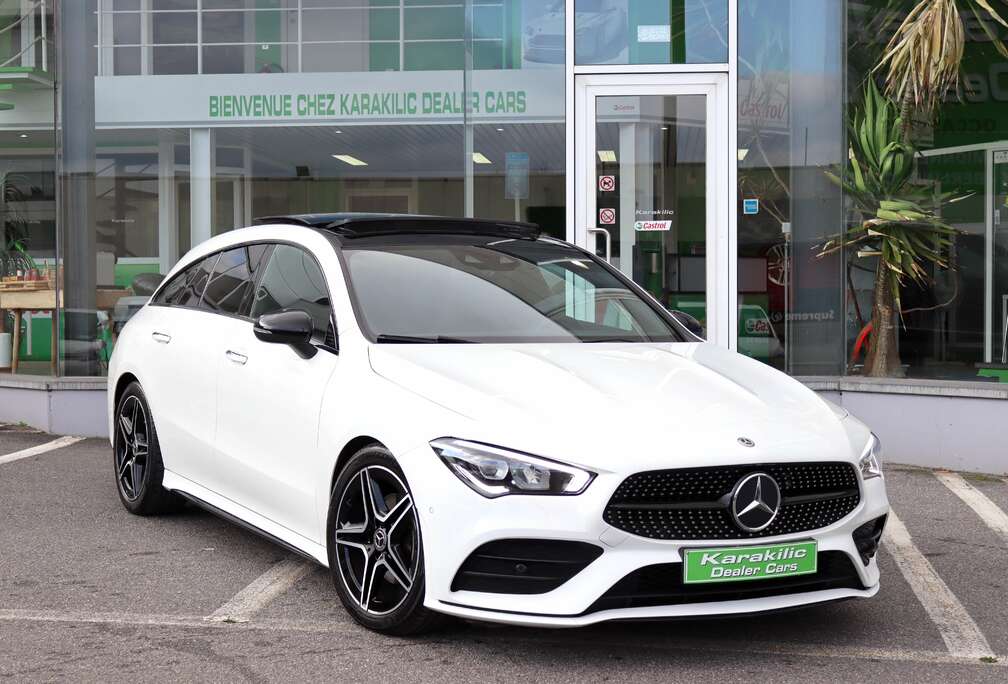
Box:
(115, 395), (149, 501)
(334, 465), (419, 616)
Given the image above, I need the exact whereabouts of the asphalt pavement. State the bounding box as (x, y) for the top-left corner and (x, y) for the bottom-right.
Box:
(1, 425), (1006, 682)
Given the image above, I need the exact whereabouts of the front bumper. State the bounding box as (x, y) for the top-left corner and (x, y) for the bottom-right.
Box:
(399, 444), (890, 627)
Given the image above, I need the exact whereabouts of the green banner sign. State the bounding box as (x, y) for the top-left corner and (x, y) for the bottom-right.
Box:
(683, 540), (818, 584)
(209, 90), (528, 120)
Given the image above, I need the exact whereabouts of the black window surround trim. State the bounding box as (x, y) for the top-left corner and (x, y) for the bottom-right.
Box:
(148, 238), (340, 354)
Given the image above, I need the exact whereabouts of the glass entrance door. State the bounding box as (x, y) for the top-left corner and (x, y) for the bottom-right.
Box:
(576, 74), (730, 346)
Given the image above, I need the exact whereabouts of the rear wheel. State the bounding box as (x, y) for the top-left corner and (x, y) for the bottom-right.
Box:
(113, 382), (182, 515)
(327, 445), (446, 635)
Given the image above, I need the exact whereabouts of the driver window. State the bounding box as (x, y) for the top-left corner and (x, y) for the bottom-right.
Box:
(251, 244), (334, 345)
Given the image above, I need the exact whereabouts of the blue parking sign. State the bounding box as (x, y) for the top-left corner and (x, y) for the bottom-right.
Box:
(743, 198), (759, 215)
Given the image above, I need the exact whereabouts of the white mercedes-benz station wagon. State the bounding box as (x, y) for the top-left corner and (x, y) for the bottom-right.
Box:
(108, 214), (889, 634)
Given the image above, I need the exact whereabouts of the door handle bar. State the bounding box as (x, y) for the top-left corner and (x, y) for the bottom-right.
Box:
(225, 350), (248, 365)
(588, 227), (612, 263)
(151, 331), (171, 344)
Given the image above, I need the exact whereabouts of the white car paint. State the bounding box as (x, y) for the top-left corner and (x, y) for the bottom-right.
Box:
(109, 223), (889, 627)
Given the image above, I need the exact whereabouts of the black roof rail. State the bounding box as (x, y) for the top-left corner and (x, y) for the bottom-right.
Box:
(253, 213), (541, 240)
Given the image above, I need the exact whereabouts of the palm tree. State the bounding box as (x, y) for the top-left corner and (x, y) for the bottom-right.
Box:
(819, 81), (966, 377)
(877, 0), (1008, 121)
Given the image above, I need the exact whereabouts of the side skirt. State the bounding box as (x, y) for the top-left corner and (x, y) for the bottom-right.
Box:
(175, 490), (321, 565)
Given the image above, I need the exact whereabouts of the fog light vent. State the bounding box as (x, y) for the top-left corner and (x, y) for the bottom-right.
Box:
(451, 539), (603, 594)
(852, 515), (887, 566)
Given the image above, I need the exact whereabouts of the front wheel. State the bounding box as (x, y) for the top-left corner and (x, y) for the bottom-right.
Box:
(326, 445), (445, 635)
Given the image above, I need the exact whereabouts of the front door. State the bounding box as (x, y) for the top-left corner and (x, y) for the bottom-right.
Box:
(575, 74), (730, 346)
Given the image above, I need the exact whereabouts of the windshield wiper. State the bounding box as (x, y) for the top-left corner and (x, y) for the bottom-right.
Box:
(374, 334), (477, 344)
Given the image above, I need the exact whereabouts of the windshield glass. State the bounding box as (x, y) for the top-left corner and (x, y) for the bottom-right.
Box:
(341, 235), (685, 343)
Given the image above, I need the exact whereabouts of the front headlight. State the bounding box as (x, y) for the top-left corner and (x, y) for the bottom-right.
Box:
(430, 438), (595, 498)
(859, 433), (883, 480)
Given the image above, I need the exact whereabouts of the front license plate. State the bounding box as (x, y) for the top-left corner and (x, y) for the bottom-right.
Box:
(682, 540), (818, 584)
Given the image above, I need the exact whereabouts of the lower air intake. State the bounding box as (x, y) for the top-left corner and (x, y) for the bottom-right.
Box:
(451, 539), (604, 595)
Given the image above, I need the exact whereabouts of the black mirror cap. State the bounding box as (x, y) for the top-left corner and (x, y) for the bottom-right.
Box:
(254, 310), (317, 358)
(669, 310), (705, 340)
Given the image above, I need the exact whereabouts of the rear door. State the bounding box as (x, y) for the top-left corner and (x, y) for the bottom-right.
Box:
(213, 242), (341, 542)
(141, 253), (227, 482)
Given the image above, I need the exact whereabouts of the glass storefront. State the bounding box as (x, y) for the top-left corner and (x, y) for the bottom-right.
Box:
(1, 1), (1006, 389)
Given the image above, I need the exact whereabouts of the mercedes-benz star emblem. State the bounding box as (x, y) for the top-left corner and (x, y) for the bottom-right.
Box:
(737, 437), (755, 448)
(373, 527), (388, 552)
(730, 472), (781, 533)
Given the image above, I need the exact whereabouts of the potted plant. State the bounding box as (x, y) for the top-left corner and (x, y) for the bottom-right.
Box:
(818, 80), (966, 377)
(0, 172), (34, 369)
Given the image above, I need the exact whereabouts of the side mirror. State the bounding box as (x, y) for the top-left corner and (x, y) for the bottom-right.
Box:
(669, 310), (705, 339)
(254, 310), (317, 359)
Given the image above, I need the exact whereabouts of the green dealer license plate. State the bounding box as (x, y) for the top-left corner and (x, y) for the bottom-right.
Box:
(683, 540), (818, 584)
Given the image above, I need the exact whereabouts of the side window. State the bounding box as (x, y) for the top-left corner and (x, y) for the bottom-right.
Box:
(175, 255), (218, 308)
(250, 244), (334, 344)
(200, 244), (272, 316)
(152, 268), (190, 306)
(152, 255), (215, 307)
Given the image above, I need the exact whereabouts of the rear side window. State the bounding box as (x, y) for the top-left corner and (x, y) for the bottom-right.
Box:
(201, 244), (271, 316)
(174, 255), (218, 308)
(250, 244), (334, 343)
(152, 255), (216, 307)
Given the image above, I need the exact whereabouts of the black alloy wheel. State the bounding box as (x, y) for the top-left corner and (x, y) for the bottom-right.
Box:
(112, 381), (182, 515)
(327, 446), (446, 634)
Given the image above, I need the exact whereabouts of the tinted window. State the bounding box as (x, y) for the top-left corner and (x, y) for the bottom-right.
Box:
(201, 247), (251, 315)
(152, 267), (191, 306)
(152, 255), (216, 307)
(341, 236), (685, 343)
(250, 244), (334, 343)
(175, 255), (218, 308)
(201, 243), (271, 316)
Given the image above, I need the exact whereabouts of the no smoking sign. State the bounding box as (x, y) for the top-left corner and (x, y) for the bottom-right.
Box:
(598, 207), (616, 225)
(598, 175), (616, 192)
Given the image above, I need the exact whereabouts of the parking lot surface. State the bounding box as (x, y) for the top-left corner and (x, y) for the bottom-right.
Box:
(1, 427), (1006, 682)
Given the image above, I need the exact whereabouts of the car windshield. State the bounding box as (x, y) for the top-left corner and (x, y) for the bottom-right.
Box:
(341, 235), (685, 343)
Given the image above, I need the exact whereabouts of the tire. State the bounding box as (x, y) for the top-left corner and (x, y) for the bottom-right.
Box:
(112, 381), (183, 516)
(327, 445), (447, 635)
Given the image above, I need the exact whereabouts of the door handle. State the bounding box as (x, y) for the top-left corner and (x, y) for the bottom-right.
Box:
(151, 331), (171, 344)
(225, 350), (248, 365)
(588, 227), (612, 263)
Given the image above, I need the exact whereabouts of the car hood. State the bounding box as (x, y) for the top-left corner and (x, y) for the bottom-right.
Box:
(368, 342), (856, 472)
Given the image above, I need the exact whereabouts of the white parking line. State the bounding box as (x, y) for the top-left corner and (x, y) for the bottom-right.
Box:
(205, 558), (314, 623)
(883, 511), (993, 659)
(935, 471), (1008, 546)
(0, 436), (85, 466)
(0, 608), (1004, 667)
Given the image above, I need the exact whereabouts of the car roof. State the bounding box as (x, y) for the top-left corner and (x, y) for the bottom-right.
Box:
(253, 213), (541, 241)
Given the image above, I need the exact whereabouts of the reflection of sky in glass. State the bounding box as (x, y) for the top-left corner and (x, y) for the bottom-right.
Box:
(573, 0), (728, 65)
(739, 0), (842, 77)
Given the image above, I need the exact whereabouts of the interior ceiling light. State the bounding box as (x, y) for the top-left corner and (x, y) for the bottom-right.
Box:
(332, 154), (367, 166)
(737, 148), (750, 161)
(597, 150), (617, 163)
(472, 152), (492, 165)
(19, 133), (28, 139)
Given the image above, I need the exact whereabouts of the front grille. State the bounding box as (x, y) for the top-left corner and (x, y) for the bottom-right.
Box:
(451, 539), (603, 595)
(587, 551), (864, 614)
(604, 462), (860, 540)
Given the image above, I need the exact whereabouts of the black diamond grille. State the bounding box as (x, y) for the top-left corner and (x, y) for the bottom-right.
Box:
(603, 462), (860, 540)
